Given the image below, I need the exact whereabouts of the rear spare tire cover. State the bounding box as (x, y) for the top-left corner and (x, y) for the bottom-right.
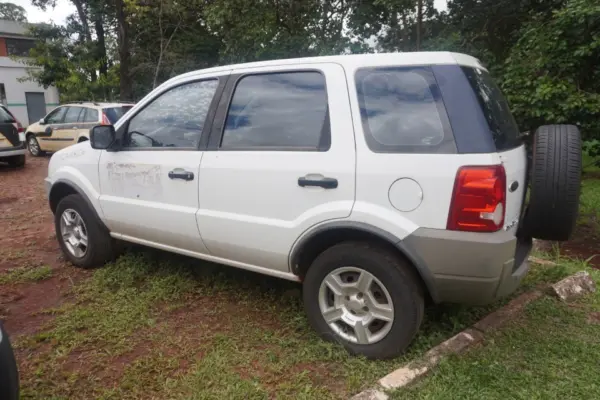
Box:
(525, 125), (581, 241)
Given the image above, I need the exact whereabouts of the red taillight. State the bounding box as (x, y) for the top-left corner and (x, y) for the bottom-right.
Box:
(101, 113), (111, 125)
(447, 165), (506, 232)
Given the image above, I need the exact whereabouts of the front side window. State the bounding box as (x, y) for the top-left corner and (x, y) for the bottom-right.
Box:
(64, 107), (84, 123)
(46, 107), (67, 124)
(356, 67), (454, 153)
(125, 80), (218, 149)
(221, 72), (329, 150)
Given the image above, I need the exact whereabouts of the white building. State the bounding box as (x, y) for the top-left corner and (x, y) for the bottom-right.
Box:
(0, 19), (59, 126)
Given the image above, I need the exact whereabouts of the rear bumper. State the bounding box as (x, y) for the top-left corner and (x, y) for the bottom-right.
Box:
(0, 146), (26, 157)
(403, 228), (532, 305)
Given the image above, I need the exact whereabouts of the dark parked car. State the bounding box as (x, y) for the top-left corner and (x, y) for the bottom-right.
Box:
(0, 323), (19, 400)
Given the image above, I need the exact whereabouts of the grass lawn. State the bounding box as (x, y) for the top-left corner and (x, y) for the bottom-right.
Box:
(13, 247), (585, 400)
(391, 265), (600, 400)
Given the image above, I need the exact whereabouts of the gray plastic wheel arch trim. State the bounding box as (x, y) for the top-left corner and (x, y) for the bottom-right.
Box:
(289, 221), (440, 303)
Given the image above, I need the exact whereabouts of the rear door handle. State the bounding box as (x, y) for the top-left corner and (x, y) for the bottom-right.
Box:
(168, 168), (194, 181)
(298, 175), (338, 189)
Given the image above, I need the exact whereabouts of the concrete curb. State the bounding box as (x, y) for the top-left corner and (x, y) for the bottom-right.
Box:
(349, 265), (591, 399)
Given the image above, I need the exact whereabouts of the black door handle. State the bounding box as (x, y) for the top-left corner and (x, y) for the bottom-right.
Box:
(298, 176), (338, 189)
(168, 169), (194, 181)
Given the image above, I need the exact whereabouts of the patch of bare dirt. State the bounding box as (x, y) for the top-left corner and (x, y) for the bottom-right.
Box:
(559, 222), (600, 268)
(0, 156), (92, 332)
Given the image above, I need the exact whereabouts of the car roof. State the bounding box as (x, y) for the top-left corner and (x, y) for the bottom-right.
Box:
(166, 52), (484, 86)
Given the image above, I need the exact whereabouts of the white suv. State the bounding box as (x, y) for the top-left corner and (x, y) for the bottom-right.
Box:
(45, 52), (581, 359)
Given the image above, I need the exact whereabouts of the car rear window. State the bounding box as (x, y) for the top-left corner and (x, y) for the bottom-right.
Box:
(103, 106), (133, 124)
(0, 107), (15, 123)
(355, 67), (456, 153)
(461, 67), (521, 151)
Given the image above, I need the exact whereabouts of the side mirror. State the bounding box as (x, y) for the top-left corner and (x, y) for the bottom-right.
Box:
(90, 125), (116, 150)
(39, 118), (45, 125)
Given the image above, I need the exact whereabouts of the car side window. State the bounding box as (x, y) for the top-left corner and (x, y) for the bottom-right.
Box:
(124, 80), (218, 149)
(355, 67), (455, 153)
(0, 107), (14, 123)
(83, 108), (99, 123)
(64, 107), (83, 124)
(46, 107), (67, 124)
(220, 71), (330, 150)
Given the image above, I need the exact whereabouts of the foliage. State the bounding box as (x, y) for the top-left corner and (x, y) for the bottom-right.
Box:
(0, 2), (27, 22)
(20, 0), (600, 148)
(502, 0), (600, 146)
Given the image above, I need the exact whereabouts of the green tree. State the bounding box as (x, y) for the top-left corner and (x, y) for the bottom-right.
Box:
(0, 2), (27, 22)
(502, 0), (600, 146)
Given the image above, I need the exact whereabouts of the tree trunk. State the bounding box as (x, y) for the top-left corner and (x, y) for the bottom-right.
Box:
(115, 0), (132, 101)
(416, 0), (423, 51)
(95, 18), (107, 77)
(71, 0), (91, 42)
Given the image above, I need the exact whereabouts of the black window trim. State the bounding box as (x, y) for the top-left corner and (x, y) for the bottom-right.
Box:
(207, 69), (332, 152)
(355, 65), (457, 154)
(113, 76), (227, 152)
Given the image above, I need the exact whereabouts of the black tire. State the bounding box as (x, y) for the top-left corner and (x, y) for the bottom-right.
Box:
(26, 134), (45, 157)
(525, 125), (582, 241)
(0, 323), (19, 400)
(5, 154), (25, 167)
(303, 241), (424, 360)
(55, 194), (115, 268)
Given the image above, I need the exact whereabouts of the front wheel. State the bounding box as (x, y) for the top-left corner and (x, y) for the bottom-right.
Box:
(26, 135), (44, 157)
(55, 194), (115, 268)
(303, 242), (424, 360)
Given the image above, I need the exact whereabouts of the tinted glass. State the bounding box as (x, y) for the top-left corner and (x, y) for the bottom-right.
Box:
(125, 80), (218, 148)
(83, 108), (99, 123)
(0, 107), (15, 123)
(6, 38), (35, 57)
(356, 67), (453, 153)
(103, 106), (133, 124)
(221, 72), (329, 149)
(46, 107), (67, 124)
(461, 67), (521, 151)
(64, 107), (83, 123)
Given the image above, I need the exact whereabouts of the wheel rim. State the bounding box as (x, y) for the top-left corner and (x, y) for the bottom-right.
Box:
(28, 137), (39, 155)
(318, 266), (394, 345)
(60, 209), (89, 258)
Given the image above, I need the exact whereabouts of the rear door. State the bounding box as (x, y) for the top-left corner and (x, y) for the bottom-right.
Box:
(197, 63), (356, 273)
(0, 106), (19, 150)
(51, 106), (84, 151)
(461, 67), (527, 233)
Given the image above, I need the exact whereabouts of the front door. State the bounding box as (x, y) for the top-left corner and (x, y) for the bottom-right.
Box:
(98, 76), (225, 253)
(25, 92), (46, 125)
(197, 64), (356, 272)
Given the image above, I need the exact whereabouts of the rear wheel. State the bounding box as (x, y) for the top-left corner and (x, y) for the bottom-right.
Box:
(5, 154), (25, 167)
(303, 242), (424, 359)
(524, 125), (582, 241)
(27, 135), (44, 157)
(55, 194), (115, 268)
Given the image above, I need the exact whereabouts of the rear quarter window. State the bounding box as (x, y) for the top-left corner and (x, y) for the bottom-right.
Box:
(355, 66), (456, 154)
(461, 67), (522, 151)
(103, 106), (133, 124)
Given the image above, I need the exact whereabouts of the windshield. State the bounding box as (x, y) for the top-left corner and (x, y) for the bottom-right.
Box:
(461, 67), (521, 151)
(103, 106), (133, 124)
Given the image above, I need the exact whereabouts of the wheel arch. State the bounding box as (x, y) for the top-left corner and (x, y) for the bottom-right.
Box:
(289, 221), (439, 303)
(49, 179), (109, 233)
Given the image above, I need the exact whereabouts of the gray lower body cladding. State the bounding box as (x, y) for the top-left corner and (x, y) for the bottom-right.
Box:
(403, 228), (531, 305)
